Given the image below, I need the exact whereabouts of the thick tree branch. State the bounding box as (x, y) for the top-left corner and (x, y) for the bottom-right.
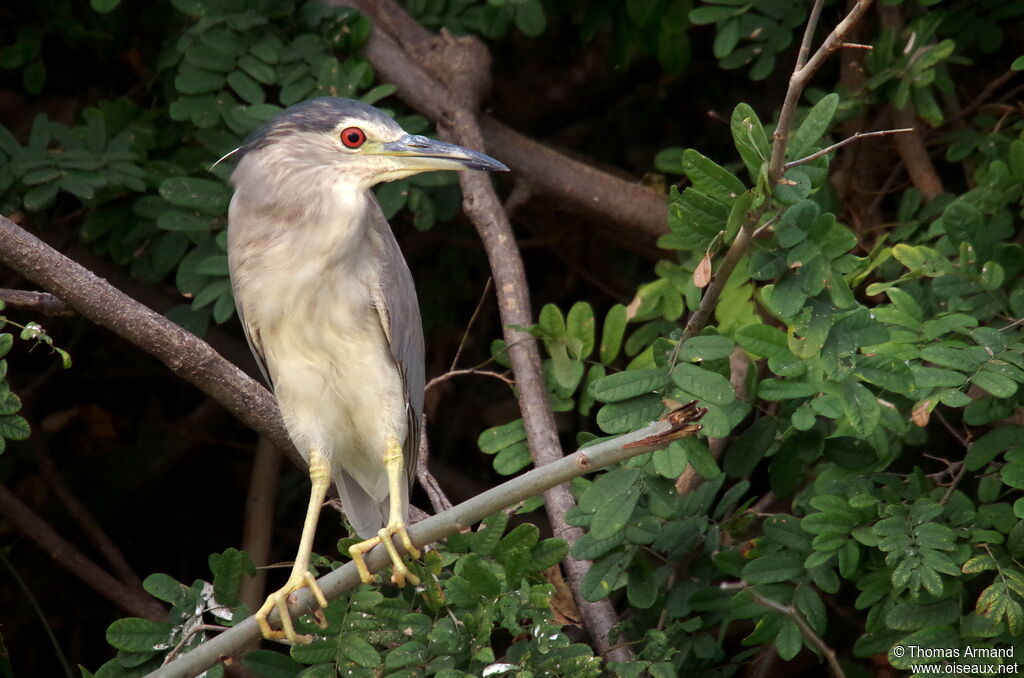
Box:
(0, 215), (303, 472)
(0, 481), (164, 620)
(146, 418), (693, 678)
(340, 1), (636, 661)
(340, 1), (668, 238)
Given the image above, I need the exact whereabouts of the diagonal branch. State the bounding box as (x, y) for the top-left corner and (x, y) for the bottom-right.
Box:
(0, 215), (303, 472)
(340, 0), (637, 661)
(0, 481), (164, 620)
(146, 418), (693, 678)
(343, 1), (668, 239)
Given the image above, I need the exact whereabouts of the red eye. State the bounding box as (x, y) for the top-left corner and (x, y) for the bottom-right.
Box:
(340, 127), (366, 149)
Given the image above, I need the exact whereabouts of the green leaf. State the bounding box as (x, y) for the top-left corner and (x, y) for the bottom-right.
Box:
(789, 93), (839, 157)
(227, 70), (266, 105)
(589, 369), (669, 403)
(175, 67), (225, 95)
(142, 573), (186, 605)
(684, 438), (720, 479)
(156, 210), (214, 232)
(581, 550), (630, 601)
(105, 618), (173, 652)
(742, 555), (804, 584)
(723, 417), (776, 478)
(670, 363), (735, 405)
(840, 380), (880, 436)
(0, 415), (30, 441)
(566, 301), (595, 359)
(966, 426), (1024, 471)
(734, 324), (789, 359)
(209, 548), (252, 607)
(242, 649), (304, 678)
(972, 368), (1018, 398)
(677, 335), (734, 361)
(479, 419), (528, 456)
(757, 378), (817, 400)
(681, 149), (746, 203)
(538, 303), (566, 339)
(514, 0), (546, 37)
(339, 633), (381, 668)
(730, 103), (770, 179)
(590, 478), (641, 540)
(600, 304), (627, 363)
(891, 244), (952, 277)
(775, 620), (802, 661)
(159, 177), (230, 215)
(653, 441), (688, 478)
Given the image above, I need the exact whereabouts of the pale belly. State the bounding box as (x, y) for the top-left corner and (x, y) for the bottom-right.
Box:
(264, 307), (406, 502)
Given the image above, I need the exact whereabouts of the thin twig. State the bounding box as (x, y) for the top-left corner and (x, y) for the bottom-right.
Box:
(720, 581), (847, 678)
(783, 128), (913, 170)
(425, 368), (514, 392)
(0, 481), (164, 620)
(240, 437), (282, 613)
(32, 431), (145, 591)
(0, 288), (75, 316)
(449, 277), (492, 372)
(2, 550), (75, 678)
(416, 417), (454, 514)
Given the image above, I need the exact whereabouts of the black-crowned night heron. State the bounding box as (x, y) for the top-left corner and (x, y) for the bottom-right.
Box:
(225, 97), (507, 643)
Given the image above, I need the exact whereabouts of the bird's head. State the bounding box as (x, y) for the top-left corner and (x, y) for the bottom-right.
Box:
(228, 97), (508, 191)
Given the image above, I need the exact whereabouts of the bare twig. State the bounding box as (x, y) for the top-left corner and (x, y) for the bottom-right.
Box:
(0, 481), (164, 620)
(783, 127), (913, 170)
(146, 418), (693, 678)
(240, 437), (282, 613)
(416, 422), (453, 514)
(448, 277), (492, 372)
(425, 368), (514, 392)
(0, 288), (75, 316)
(32, 433), (145, 591)
(720, 581), (847, 678)
(2, 551), (75, 678)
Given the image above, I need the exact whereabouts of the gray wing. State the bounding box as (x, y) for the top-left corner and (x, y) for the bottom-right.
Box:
(369, 197), (425, 489)
(233, 301), (274, 389)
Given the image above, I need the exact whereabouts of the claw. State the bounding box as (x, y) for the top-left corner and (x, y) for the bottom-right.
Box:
(255, 570), (328, 644)
(349, 522), (420, 586)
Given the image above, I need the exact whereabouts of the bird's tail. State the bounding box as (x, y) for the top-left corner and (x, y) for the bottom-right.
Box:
(334, 469), (389, 539)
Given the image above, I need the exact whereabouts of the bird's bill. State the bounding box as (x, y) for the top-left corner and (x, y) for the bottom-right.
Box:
(377, 134), (509, 172)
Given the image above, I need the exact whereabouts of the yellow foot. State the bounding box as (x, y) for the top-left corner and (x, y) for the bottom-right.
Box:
(255, 570), (329, 644)
(349, 523), (421, 586)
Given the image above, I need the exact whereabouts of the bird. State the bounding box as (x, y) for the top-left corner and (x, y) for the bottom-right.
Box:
(224, 97), (508, 643)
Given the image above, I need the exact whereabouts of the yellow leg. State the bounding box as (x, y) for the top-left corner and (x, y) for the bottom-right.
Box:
(255, 450), (331, 644)
(348, 436), (421, 586)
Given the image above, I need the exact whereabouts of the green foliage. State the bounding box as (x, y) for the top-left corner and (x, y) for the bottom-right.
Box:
(0, 301), (72, 454)
(690, 0), (810, 80)
(478, 2), (1024, 674)
(93, 528), (594, 678)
